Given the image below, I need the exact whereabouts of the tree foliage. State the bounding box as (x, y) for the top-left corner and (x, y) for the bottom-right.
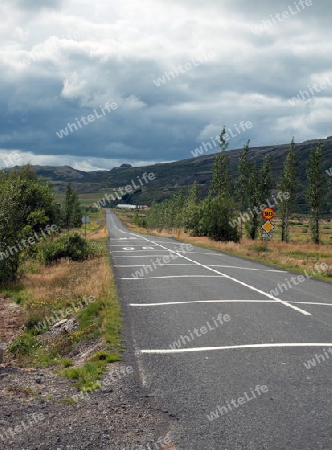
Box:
(141, 134), (330, 246)
(62, 182), (83, 230)
(0, 165), (57, 282)
(305, 144), (326, 244)
(277, 137), (298, 242)
(237, 140), (252, 237)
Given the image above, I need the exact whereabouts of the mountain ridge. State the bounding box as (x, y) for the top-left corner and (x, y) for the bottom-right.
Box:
(6, 137), (332, 214)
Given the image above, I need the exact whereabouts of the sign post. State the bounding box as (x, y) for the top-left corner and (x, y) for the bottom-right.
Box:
(81, 216), (90, 239)
(261, 208), (275, 252)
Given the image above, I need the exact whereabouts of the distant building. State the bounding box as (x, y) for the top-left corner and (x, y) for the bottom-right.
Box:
(116, 204), (149, 210)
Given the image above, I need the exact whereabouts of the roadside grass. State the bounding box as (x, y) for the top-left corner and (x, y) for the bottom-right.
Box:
(3, 213), (123, 392)
(61, 351), (121, 392)
(115, 210), (332, 281)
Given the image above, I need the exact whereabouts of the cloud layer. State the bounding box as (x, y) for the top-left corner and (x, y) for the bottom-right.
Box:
(1, 0), (331, 170)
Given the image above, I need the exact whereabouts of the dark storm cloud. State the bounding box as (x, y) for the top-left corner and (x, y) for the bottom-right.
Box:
(0, 0), (331, 169)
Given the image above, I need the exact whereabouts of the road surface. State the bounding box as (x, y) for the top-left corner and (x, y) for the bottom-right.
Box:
(106, 209), (332, 450)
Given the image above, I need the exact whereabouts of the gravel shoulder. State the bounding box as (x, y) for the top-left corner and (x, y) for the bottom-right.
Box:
(0, 296), (178, 450)
(0, 356), (177, 450)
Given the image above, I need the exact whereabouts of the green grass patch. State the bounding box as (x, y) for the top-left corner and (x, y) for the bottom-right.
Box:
(287, 251), (330, 258)
(62, 361), (106, 392)
(89, 350), (122, 363)
(1, 285), (31, 305)
(61, 358), (73, 368)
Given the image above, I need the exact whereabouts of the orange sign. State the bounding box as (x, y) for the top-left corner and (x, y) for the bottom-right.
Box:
(262, 221), (274, 233)
(262, 207), (274, 220)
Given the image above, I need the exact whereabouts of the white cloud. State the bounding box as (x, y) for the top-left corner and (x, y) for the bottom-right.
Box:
(0, 0), (331, 169)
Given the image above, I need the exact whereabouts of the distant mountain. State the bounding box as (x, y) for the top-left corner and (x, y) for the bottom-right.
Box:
(10, 138), (332, 215)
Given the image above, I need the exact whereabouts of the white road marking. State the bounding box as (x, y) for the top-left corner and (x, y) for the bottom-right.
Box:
(113, 261), (286, 272)
(121, 275), (225, 280)
(109, 244), (156, 246)
(138, 343), (332, 355)
(129, 300), (332, 307)
(130, 300), (277, 306)
(109, 238), (140, 241)
(112, 255), (174, 258)
(208, 265), (286, 273)
(114, 264), (196, 267)
(112, 249), (168, 252)
(129, 233), (312, 316)
(292, 302), (332, 306)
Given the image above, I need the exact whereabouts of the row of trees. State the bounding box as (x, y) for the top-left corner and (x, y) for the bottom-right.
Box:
(141, 130), (329, 244)
(0, 166), (83, 283)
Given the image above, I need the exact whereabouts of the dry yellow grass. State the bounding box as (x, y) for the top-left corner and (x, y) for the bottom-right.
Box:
(156, 232), (332, 279)
(23, 256), (109, 309)
(86, 228), (108, 241)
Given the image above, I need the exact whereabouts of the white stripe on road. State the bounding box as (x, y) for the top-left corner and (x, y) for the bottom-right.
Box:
(129, 233), (311, 316)
(115, 264), (196, 267)
(130, 300), (278, 306)
(208, 265), (286, 272)
(121, 275), (225, 280)
(109, 241), (173, 244)
(111, 250), (169, 252)
(112, 255), (177, 258)
(114, 264), (285, 272)
(138, 343), (332, 355)
(130, 300), (332, 307)
(292, 302), (332, 306)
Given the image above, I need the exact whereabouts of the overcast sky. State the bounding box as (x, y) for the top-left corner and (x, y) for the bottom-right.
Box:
(1, 0), (331, 170)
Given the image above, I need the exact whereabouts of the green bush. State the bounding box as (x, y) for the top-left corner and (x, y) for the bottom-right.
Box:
(35, 232), (102, 264)
(8, 334), (41, 357)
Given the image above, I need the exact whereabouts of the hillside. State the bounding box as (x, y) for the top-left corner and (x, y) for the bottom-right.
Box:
(15, 137), (332, 214)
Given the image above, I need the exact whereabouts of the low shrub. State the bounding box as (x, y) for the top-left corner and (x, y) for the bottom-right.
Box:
(35, 232), (102, 264)
(8, 334), (41, 357)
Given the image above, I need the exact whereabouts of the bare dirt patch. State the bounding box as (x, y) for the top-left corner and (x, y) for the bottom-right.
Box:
(0, 297), (26, 347)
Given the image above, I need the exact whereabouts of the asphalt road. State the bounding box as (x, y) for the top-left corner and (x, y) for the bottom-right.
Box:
(106, 209), (332, 450)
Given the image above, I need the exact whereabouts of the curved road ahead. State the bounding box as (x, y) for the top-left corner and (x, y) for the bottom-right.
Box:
(106, 209), (332, 450)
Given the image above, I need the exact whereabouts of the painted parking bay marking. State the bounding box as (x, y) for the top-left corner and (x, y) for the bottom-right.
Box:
(120, 246), (155, 250)
(138, 343), (332, 355)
